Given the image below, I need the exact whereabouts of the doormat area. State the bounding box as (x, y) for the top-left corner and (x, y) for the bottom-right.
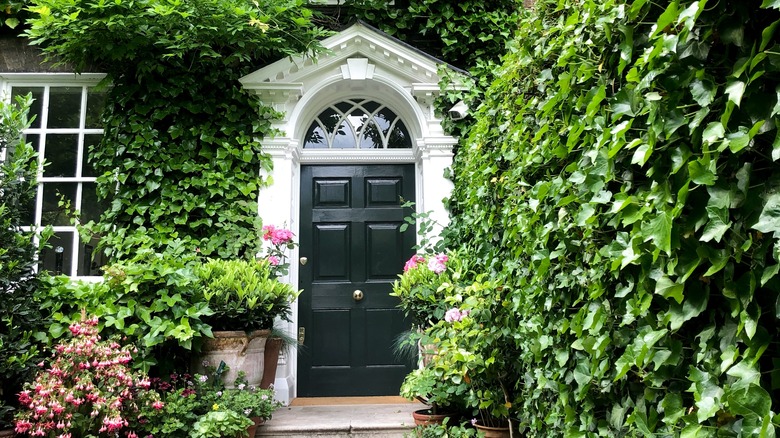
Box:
(289, 396), (412, 406)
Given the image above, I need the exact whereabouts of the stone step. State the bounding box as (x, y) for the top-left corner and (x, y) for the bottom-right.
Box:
(256, 402), (423, 438)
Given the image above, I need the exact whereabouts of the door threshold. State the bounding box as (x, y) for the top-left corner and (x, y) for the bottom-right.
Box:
(289, 396), (412, 406)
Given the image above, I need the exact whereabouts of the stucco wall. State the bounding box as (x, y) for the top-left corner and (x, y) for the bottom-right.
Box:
(0, 34), (73, 73)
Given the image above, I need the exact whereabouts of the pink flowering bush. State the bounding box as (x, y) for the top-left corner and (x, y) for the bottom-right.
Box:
(392, 252), (460, 327)
(14, 315), (162, 438)
(443, 307), (470, 323)
(259, 224), (297, 277)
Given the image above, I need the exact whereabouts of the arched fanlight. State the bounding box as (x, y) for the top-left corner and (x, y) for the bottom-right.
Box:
(303, 99), (412, 149)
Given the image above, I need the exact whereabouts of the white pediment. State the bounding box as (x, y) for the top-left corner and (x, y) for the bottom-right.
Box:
(239, 21), (463, 103)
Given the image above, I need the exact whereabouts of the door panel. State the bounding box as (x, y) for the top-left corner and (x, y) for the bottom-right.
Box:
(299, 164), (415, 397)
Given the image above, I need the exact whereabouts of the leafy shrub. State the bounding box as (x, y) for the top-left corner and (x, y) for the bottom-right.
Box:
(138, 367), (280, 437)
(0, 93), (51, 428)
(36, 241), (213, 371)
(446, 0), (780, 435)
(195, 258), (299, 332)
(23, 0), (330, 262)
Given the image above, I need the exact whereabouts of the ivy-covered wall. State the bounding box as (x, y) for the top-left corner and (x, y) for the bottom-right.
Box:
(23, 0), (329, 260)
(446, 0), (780, 435)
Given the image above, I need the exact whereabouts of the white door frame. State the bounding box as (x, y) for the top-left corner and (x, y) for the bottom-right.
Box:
(240, 22), (462, 403)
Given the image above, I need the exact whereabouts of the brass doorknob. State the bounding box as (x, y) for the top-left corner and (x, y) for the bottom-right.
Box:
(299, 257), (308, 266)
(353, 290), (364, 301)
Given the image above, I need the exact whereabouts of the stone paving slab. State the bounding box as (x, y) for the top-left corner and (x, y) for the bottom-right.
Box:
(257, 403), (424, 437)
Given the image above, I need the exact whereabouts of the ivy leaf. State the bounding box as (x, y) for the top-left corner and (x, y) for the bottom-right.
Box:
(761, 19), (780, 52)
(726, 384), (771, 418)
(690, 79), (716, 107)
(761, 0), (780, 9)
(652, 1), (679, 38)
(702, 122), (725, 146)
(761, 264), (779, 285)
(752, 192), (780, 233)
(688, 160), (717, 186)
(643, 211), (673, 254)
(700, 206), (730, 242)
(654, 274), (684, 303)
(4, 17), (20, 28)
(725, 81), (746, 107)
(661, 393), (684, 425)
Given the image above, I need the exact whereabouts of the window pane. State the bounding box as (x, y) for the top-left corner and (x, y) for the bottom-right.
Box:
(303, 123), (328, 149)
(24, 133), (41, 154)
(82, 134), (101, 177)
(78, 233), (107, 276)
(11, 87), (44, 129)
(319, 108), (341, 134)
(85, 89), (106, 129)
(331, 120), (356, 149)
(43, 134), (79, 177)
(41, 231), (74, 275)
(375, 107), (395, 132)
(359, 121), (382, 149)
(387, 121), (412, 149)
(41, 182), (76, 226)
(362, 100), (380, 113)
(48, 87), (82, 128)
(80, 183), (105, 223)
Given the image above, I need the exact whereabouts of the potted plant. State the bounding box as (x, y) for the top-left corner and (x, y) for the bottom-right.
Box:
(193, 255), (299, 387)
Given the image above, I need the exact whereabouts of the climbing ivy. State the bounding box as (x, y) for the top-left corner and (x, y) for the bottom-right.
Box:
(24, 0), (329, 260)
(446, 0), (780, 435)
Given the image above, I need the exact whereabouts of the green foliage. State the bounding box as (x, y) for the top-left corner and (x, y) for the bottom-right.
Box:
(391, 252), (460, 327)
(196, 258), (300, 332)
(445, 0), (780, 435)
(412, 423), (479, 438)
(0, 0), (29, 28)
(190, 410), (253, 438)
(0, 93), (51, 428)
(343, 0), (522, 73)
(36, 242), (214, 370)
(139, 367), (280, 437)
(24, 0), (329, 261)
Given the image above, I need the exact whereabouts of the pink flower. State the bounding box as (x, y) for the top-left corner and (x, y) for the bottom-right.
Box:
(152, 400), (164, 410)
(444, 308), (469, 323)
(267, 255), (280, 266)
(403, 255), (425, 272)
(262, 225), (294, 246)
(427, 253), (448, 274)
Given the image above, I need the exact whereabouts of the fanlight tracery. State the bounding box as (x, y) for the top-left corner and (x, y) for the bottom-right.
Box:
(303, 99), (412, 149)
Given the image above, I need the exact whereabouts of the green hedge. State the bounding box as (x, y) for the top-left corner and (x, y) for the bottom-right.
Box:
(446, 0), (780, 435)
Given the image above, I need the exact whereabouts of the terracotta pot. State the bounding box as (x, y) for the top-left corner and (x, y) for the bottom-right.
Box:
(245, 416), (265, 437)
(193, 330), (271, 387)
(412, 409), (450, 426)
(474, 420), (511, 438)
(260, 336), (283, 389)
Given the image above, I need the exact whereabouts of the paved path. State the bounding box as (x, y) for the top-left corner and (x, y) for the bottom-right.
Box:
(257, 402), (424, 437)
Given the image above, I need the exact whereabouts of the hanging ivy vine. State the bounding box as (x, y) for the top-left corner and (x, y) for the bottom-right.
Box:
(446, 0), (780, 435)
(24, 0), (329, 260)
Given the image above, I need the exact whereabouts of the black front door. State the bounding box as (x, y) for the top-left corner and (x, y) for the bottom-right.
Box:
(298, 164), (416, 396)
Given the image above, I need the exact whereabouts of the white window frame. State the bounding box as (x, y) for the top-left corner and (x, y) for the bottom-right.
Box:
(0, 73), (107, 280)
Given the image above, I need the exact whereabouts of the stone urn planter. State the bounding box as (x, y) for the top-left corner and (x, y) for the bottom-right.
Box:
(193, 329), (271, 387)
